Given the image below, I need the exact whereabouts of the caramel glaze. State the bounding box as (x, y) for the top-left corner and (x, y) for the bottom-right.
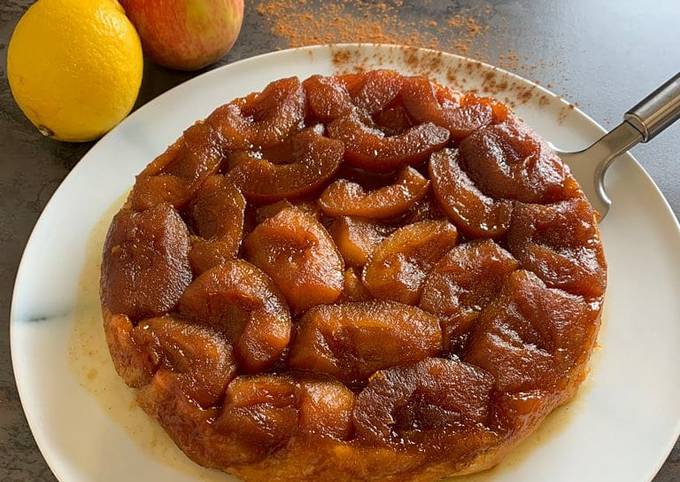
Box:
(100, 70), (606, 481)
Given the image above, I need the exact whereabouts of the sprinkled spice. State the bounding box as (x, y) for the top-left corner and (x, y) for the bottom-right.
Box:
(256, 0), (576, 117)
(256, 1), (488, 56)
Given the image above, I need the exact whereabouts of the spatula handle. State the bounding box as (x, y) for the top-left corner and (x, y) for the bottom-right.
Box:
(624, 72), (680, 142)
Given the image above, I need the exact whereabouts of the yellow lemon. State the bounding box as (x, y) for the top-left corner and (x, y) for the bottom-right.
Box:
(8, 0), (143, 142)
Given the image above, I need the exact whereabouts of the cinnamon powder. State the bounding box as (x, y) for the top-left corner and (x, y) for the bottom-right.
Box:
(256, 0), (572, 113)
(256, 0), (487, 56)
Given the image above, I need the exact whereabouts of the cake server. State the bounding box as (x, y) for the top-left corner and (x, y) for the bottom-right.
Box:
(552, 72), (680, 220)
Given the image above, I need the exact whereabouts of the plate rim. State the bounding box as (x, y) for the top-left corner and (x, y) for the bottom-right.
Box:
(9, 43), (680, 482)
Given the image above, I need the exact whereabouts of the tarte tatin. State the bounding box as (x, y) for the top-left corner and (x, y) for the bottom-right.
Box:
(101, 70), (606, 481)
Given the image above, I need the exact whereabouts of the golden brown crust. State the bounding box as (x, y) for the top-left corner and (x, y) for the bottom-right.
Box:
(100, 70), (607, 481)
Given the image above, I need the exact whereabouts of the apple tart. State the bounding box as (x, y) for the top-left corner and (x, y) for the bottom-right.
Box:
(101, 70), (606, 481)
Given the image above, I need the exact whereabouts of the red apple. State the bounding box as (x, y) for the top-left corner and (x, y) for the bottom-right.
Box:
(120, 0), (244, 71)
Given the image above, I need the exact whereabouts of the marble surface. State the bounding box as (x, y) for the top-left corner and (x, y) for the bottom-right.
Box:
(1, 1), (678, 480)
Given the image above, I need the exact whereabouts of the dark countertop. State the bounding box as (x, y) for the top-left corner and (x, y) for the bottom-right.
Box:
(1, 1), (678, 480)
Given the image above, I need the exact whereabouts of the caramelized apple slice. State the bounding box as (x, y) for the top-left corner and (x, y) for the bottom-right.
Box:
(255, 199), (295, 223)
(404, 193), (448, 223)
(126, 328), (238, 466)
(362, 220), (458, 304)
(304, 75), (354, 121)
(138, 372), (351, 467)
(464, 270), (600, 395)
(419, 240), (519, 352)
(372, 106), (413, 136)
(328, 114), (449, 172)
(136, 372), (231, 465)
(306, 70), (404, 119)
(101, 203), (192, 320)
(353, 358), (494, 446)
(188, 175), (246, 274)
(103, 312), (156, 388)
(340, 268), (372, 302)
(215, 375), (354, 448)
(329, 217), (392, 267)
(402, 77), (495, 141)
(226, 128), (343, 203)
(335, 72), (364, 93)
(319, 166), (430, 219)
(255, 199), (321, 224)
(130, 122), (225, 211)
(215, 375), (298, 452)
(459, 118), (569, 203)
(178, 260), (292, 372)
(351, 69), (404, 114)
(335, 163), (397, 190)
(133, 316), (236, 408)
(137, 370), (280, 467)
(296, 378), (354, 439)
(289, 301), (442, 384)
(304, 71), (407, 129)
(429, 148), (512, 238)
(507, 198), (606, 298)
(244, 206), (344, 312)
(207, 77), (306, 150)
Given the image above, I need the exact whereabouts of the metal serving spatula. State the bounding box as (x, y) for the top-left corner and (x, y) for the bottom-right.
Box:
(553, 72), (680, 220)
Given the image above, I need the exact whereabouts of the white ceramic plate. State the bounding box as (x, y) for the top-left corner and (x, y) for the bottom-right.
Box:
(11, 44), (680, 482)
